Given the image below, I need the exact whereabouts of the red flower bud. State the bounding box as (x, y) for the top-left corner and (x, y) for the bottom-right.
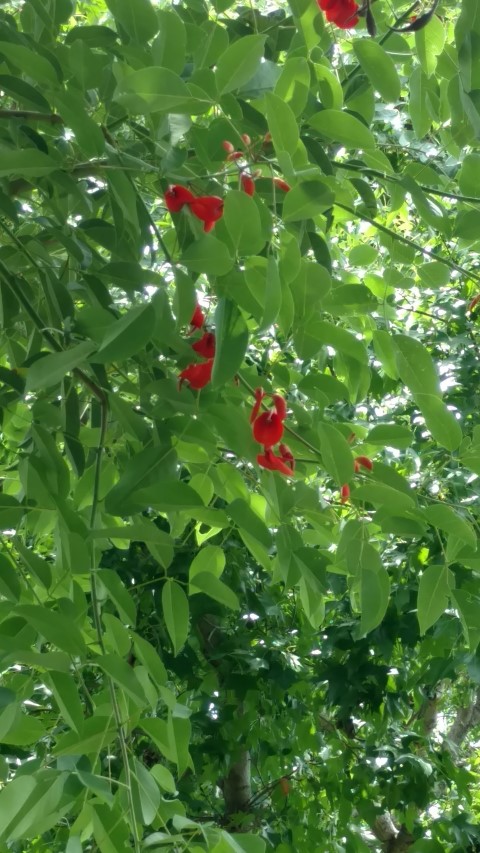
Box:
(165, 184), (195, 213)
(178, 359), (213, 390)
(222, 140), (234, 153)
(272, 394), (287, 421)
(340, 484), (350, 504)
(279, 777), (290, 796)
(257, 448), (294, 477)
(190, 304), (205, 330)
(253, 411), (284, 448)
(241, 174), (255, 196)
(227, 151), (244, 161)
(263, 131), (272, 144)
(250, 388), (265, 424)
(279, 443), (295, 472)
(468, 295), (480, 312)
(354, 455), (373, 473)
(241, 133), (251, 146)
(273, 177), (291, 192)
(189, 196), (224, 232)
(347, 432), (356, 444)
(192, 332), (216, 359)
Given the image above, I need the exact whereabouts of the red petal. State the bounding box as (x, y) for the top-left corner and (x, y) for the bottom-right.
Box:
(241, 175), (255, 196)
(340, 484), (350, 504)
(354, 455), (373, 471)
(252, 411), (284, 448)
(272, 394), (287, 421)
(250, 388), (265, 424)
(165, 184), (195, 212)
(178, 359), (213, 390)
(192, 332), (216, 359)
(257, 449), (293, 477)
(190, 304), (205, 329)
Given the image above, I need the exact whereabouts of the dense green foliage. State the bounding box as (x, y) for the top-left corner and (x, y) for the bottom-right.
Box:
(0, 0), (480, 850)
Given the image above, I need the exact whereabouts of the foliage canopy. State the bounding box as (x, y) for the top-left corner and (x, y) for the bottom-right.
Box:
(0, 0), (480, 851)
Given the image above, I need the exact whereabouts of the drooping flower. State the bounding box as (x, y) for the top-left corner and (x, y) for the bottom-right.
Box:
(279, 443), (295, 473)
(354, 455), (373, 473)
(190, 304), (205, 330)
(178, 359), (213, 390)
(189, 196), (224, 233)
(192, 332), (216, 359)
(257, 448), (294, 477)
(340, 483), (350, 503)
(251, 393), (287, 448)
(318, 0), (359, 28)
(241, 174), (255, 196)
(165, 184), (195, 213)
(468, 294), (480, 312)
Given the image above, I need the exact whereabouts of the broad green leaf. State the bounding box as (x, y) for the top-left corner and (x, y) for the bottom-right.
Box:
(97, 655), (147, 707)
(417, 261), (450, 288)
(451, 590), (480, 651)
(190, 546), (225, 582)
(162, 581), (189, 656)
(352, 40), (401, 102)
(211, 298), (249, 388)
(215, 35), (266, 95)
(309, 110), (375, 149)
(359, 563), (390, 637)
(423, 504), (476, 549)
(366, 424), (413, 449)
(150, 763), (177, 794)
(47, 671), (84, 734)
(27, 341), (96, 391)
(131, 632), (168, 687)
(265, 92), (299, 157)
(353, 483), (416, 513)
(0, 148), (59, 178)
(283, 180), (335, 221)
(409, 67), (433, 138)
(15, 605), (86, 657)
(189, 572), (240, 610)
(133, 759), (161, 826)
(0, 554), (20, 602)
(227, 499), (272, 549)
(152, 10), (186, 74)
(115, 67), (202, 114)
(94, 304), (155, 363)
(415, 395), (463, 451)
(259, 255), (282, 330)
(182, 236), (234, 276)
(415, 14), (445, 77)
(274, 57), (310, 116)
(0, 42), (59, 86)
(393, 334), (440, 396)
(223, 190), (265, 256)
(97, 570), (136, 626)
(417, 564), (452, 634)
(318, 423), (354, 486)
(105, 0), (159, 42)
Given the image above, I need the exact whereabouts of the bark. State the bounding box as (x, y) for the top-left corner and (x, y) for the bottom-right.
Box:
(447, 688), (480, 749)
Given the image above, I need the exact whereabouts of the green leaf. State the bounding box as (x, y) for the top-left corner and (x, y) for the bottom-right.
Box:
(259, 255), (282, 331)
(211, 298), (249, 388)
(265, 92), (299, 157)
(133, 759), (161, 826)
(0, 42), (59, 86)
(451, 590), (480, 651)
(150, 763), (177, 794)
(417, 261), (450, 288)
(393, 334), (441, 396)
(0, 147), (59, 178)
(353, 483), (416, 513)
(94, 304), (155, 363)
(417, 564), (452, 635)
(190, 546), (225, 582)
(274, 57), (310, 116)
(182, 236), (234, 276)
(409, 67), (433, 139)
(227, 499), (273, 549)
(223, 190), (265, 257)
(423, 505), (476, 549)
(105, 0), (159, 42)
(415, 395), (463, 451)
(283, 180), (335, 222)
(97, 570), (136, 626)
(318, 423), (354, 486)
(215, 35), (266, 95)
(0, 554), (20, 602)
(415, 14), (445, 77)
(26, 341), (96, 391)
(97, 655), (147, 707)
(162, 581), (189, 656)
(359, 548), (390, 636)
(115, 67), (203, 115)
(14, 605), (86, 656)
(372, 330), (400, 380)
(47, 671), (84, 734)
(309, 110), (375, 149)
(151, 10), (186, 74)
(352, 40), (401, 102)
(189, 572), (240, 610)
(366, 425), (413, 449)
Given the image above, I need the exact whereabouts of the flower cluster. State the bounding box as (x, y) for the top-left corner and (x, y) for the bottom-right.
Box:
(222, 136), (291, 198)
(178, 304), (215, 391)
(250, 388), (294, 476)
(340, 455), (373, 503)
(165, 185), (223, 233)
(318, 0), (359, 28)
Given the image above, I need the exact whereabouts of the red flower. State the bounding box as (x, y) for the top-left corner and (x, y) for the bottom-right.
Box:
(253, 411), (284, 448)
(241, 174), (255, 196)
(227, 151), (244, 161)
(251, 392), (287, 448)
(318, 0), (359, 28)
(257, 448), (294, 477)
(190, 304), (205, 330)
(273, 177), (291, 192)
(189, 196), (224, 233)
(340, 484), (350, 504)
(178, 359), (213, 390)
(165, 184), (195, 213)
(354, 455), (373, 473)
(192, 332), (216, 359)
(279, 443), (295, 473)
